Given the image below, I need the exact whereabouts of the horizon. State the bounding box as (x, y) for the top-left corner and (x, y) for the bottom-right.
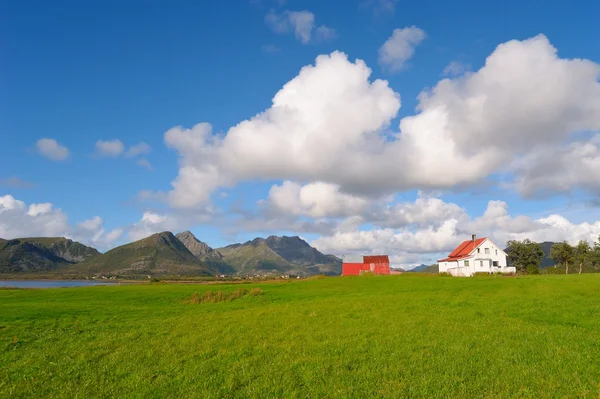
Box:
(2, 0), (600, 268)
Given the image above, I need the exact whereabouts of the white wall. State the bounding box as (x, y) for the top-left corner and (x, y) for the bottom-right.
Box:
(439, 239), (510, 276)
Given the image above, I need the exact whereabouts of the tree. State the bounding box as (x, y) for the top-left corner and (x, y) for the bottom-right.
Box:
(575, 240), (591, 274)
(506, 239), (544, 274)
(550, 241), (575, 274)
(589, 235), (600, 272)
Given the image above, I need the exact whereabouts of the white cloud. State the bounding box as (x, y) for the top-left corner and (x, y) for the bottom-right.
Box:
(442, 61), (470, 77)
(160, 35), (600, 212)
(315, 25), (337, 42)
(95, 139), (125, 157)
(511, 134), (600, 197)
(164, 52), (400, 208)
(397, 34), (600, 194)
(0, 177), (34, 189)
(262, 44), (282, 53)
(378, 26), (426, 72)
(267, 181), (368, 218)
(310, 198), (600, 268)
(361, 0), (397, 17)
(126, 142), (152, 157)
(128, 210), (213, 242)
(137, 158), (154, 171)
(36, 138), (69, 161)
(265, 9), (335, 44)
(0, 195), (121, 248)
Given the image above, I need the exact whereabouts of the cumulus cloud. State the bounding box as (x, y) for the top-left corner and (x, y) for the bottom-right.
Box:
(0, 195), (122, 248)
(511, 134), (600, 197)
(136, 158), (154, 171)
(361, 0), (397, 17)
(262, 44), (281, 53)
(126, 142), (152, 157)
(160, 36), (600, 210)
(128, 209), (214, 241)
(442, 61), (470, 77)
(378, 26), (426, 72)
(36, 138), (69, 161)
(0, 177), (34, 189)
(315, 25), (337, 42)
(267, 181), (369, 218)
(310, 198), (600, 268)
(164, 52), (400, 209)
(95, 139), (125, 157)
(265, 9), (335, 44)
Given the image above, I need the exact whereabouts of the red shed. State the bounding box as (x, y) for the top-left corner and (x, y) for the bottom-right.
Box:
(342, 255), (391, 276)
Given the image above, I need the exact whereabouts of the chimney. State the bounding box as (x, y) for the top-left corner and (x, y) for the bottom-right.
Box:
(472, 234), (476, 243)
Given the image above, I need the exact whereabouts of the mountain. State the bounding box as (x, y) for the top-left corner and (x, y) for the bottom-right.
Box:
(175, 231), (235, 274)
(2, 232), (341, 277)
(408, 264), (439, 273)
(217, 235), (342, 276)
(69, 232), (214, 277)
(0, 237), (100, 273)
(176, 231), (223, 259)
(538, 242), (556, 268)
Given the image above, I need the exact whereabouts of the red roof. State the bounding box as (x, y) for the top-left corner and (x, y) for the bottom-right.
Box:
(438, 238), (486, 262)
(363, 255), (390, 264)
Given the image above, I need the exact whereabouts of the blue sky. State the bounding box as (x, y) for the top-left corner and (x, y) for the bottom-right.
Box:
(2, 0), (600, 266)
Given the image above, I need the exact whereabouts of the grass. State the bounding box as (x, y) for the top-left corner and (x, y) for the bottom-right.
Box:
(1, 274), (600, 398)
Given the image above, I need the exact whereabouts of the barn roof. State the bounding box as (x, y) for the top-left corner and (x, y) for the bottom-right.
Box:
(363, 255), (390, 264)
(438, 237), (487, 262)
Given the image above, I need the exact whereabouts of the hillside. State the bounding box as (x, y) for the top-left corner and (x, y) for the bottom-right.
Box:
(175, 231), (235, 274)
(409, 264), (439, 273)
(538, 241), (556, 268)
(69, 232), (214, 277)
(217, 235), (342, 276)
(0, 237), (100, 273)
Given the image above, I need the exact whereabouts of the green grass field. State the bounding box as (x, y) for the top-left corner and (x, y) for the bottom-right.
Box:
(2, 274), (600, 398)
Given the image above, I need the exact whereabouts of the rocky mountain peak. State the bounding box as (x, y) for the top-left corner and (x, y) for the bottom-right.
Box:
(175, 231), (222, 259)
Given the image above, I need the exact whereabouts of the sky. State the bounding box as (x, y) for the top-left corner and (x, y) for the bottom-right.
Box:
(2, 0), (600, 268)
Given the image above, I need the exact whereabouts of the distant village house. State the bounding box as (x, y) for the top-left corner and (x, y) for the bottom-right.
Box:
(438, 235), (516, 277)
(342, 255), (391, 276)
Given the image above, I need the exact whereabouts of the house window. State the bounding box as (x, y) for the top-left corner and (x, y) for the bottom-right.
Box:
(485, 248), (490, 255)
(495, 249), (498, 255)
(493, 261), (499, 267)
(480, 261), (483, 267)
(477, 248), (480, 253)
(464, 260), (470, 267)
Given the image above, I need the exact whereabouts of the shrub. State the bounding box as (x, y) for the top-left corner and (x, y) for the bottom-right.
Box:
(189, 292), (200, 304)
(187, 287), (263, 304)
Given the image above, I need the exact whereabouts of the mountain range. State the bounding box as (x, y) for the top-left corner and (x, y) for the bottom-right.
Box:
(0, 237), (100, 273)
(0, 231), (342, 277)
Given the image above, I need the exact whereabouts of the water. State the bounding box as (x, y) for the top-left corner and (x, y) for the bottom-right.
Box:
(0, 280), (120, 289)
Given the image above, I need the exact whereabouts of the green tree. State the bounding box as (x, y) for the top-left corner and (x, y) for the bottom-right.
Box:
(550, 241), (575, 274)
(589, 235), (600, 272)
(506, 239), (544, 274)
(575, 240), (591, 274)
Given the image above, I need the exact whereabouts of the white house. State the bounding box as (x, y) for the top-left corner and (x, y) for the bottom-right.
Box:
(438, 235), (516, 277)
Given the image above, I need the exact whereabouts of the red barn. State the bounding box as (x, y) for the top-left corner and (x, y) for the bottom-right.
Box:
(342, 255), (391, 276)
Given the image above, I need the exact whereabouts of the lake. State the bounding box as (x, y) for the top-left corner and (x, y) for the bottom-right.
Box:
(0, 280), (120, 289)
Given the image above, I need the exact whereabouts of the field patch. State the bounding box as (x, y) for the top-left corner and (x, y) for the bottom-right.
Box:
(1, 274), (600, 398)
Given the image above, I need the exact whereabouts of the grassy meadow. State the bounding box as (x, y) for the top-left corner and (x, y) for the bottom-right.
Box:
(1, 274), (600, 398)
